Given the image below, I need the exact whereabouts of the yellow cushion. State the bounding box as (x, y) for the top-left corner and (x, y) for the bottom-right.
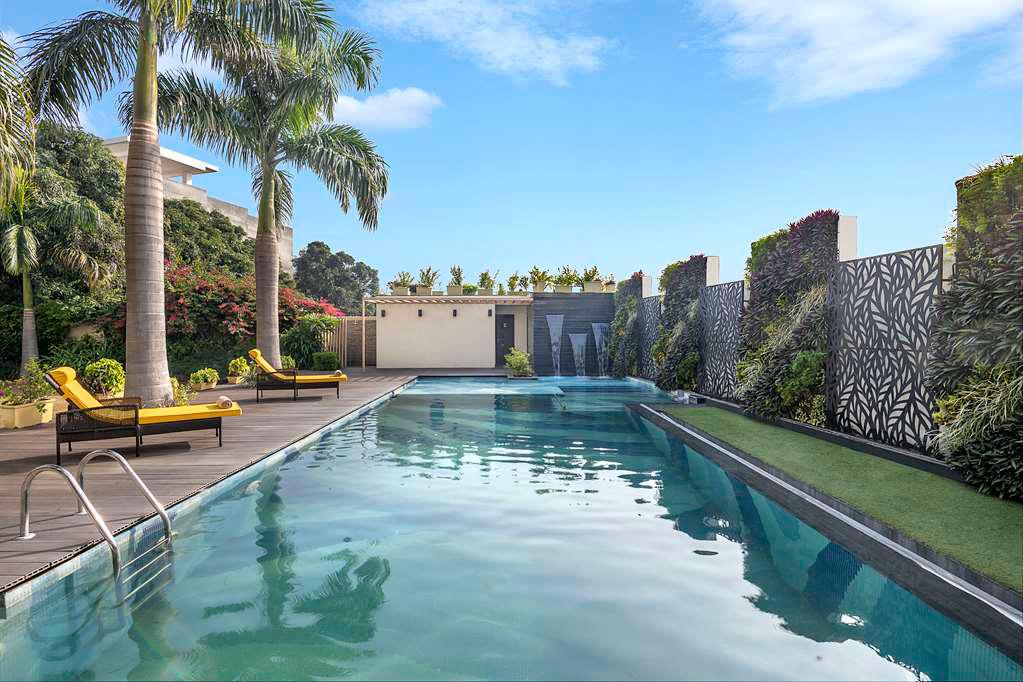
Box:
(295, 374), (348, 384)
(138, 403), (242, 425)
(247, 349), (347, 383)
(48, 367), (102, 409)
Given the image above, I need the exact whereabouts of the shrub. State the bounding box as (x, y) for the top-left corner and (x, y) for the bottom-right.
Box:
(504, 348), (532, 376)
(609, 273), (643, 377)
(528, 266), (550, 288)
(477, 270), (495, 290)
(189, 367), (220, 386)
(553, 266), (579, 287)
(227, 356), (250, 377)
(281, 314), (340, 368)
(169, 377), (195, 406)
(281, 355), (296, 370)
(0, 360), (54, 409)
(418, 267), (439, 288)
(462, 283), (478, 295)
(449, 265), (463, 285)
(83, 358), (125, 394)
(312, 351), (339, 371)
(775, 350), (827, 426)
(44, 335), (124, 375)
(656, 255), (706, 391)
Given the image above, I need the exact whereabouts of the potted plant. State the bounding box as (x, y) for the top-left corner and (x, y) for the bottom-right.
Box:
(189, 367), (220, 392)
(417, 267), (439, 295)
(463, 283), (478, 295)
(477, 270), (496, 296)
(504, 348), (535, 378)
(447, 266), (464, 295)
(603, 274), (617, 293)
(553, 266), (579, 293)
(506, 272), (522, 295)
(0, 360), (56, 429)
(83, 358), (125, 399)
(227, 356), (250, 384)
(581, 266), (603, 292)
(390, 271), (414, 295)
(528, 266), (551, 293)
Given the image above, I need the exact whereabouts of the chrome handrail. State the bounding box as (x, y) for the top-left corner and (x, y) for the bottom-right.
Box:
(18, 465), (121, 576)
(76, 449), (172, 547)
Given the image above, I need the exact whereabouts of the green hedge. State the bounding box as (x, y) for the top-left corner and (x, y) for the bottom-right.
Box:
(655, 255), (705, 391)
(311, 351), (339, 371)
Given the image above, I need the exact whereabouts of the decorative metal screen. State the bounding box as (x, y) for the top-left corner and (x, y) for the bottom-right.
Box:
(698, 281), (745, 399)
(639, 296), (661, 381)
(825, 245), (943, 451)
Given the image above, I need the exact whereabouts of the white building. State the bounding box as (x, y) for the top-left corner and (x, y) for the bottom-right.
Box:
(102, 137), (294, 272)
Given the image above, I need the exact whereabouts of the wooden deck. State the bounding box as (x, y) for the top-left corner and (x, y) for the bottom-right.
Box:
(0, 368), (503, 595)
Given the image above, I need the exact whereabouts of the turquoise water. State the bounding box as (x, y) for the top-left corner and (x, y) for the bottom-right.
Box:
(0, 377), (1019, 680)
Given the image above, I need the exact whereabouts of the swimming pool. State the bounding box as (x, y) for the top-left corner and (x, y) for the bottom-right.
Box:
(0, 377), (1019, 680)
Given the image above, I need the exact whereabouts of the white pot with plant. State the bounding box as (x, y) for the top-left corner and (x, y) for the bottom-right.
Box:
(447, 266), (464, 295)
(0, 360), (55, 429)
(477, 270), (495, 296)
(529, 266), (550, 293)
(553, 266), (578, 293)
(602, 275), (617, 293)
(83, 358), (125, 399)
(189, 367), (220, 392)
(227, 356), (250, 384)
(417, 267), (440, 295)
(506, 272), (528, 296)
(581, 266), (603, 292)
(390, 271), (413, 295)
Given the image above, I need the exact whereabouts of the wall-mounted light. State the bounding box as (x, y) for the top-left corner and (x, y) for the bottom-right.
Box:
(453, 309), (458, 317)
(418, 309), (423, 317)
(488, 308), (493, 317)
(380, 309), (386, 317)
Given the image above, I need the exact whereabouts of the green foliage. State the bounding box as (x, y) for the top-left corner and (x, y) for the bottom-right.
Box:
(43, 334), (124, 376)
(928, 207), (1022, 498)
(35, 122), (124, 218)
(609, 273), (643, 377)
(504, 348), (532, 376)
(164, 199), (254, 276)
(189, 367), (220, 386)
(294, 241), (379, 313)
(776, 350), (826, 425)
(83, 358), (125, 394)
(477, 270), (495, 289)
(746, 228), (788, 276)
(418, 267), (439, 288)
(506, 271), (521, 292)
(391, 271), (414, 287)
(227, 356), (250, 377)
(169, 377), (196, 407)
(449, 265), (463, 285)
(553, 266), (579, 287)
(951, 155), (1022, 259)
(528, 266), (550, 288)
(462, 283), (478, 295)
(281, 314), (340, 368)
(580, 266), (600, 282)
(280, 355), (296, 370)
(0, 360), (53, 408)
(655, 255), (706, 392)
(311, 351), (339, 371)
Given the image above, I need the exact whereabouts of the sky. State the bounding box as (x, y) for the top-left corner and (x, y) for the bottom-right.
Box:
(3, 0), (1022, 287)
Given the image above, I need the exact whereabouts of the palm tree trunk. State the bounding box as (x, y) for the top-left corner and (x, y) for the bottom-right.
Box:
(19, 270), (38, 375)
(123, 10), (172, 404)
(255, 163), (282, 367)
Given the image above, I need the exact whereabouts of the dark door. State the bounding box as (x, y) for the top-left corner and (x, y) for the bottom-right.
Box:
(496, 314), (515, 365)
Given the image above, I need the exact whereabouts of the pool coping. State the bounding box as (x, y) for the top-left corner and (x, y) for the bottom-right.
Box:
(632, 403), (1023, 662)
(0, 377), (418, 616)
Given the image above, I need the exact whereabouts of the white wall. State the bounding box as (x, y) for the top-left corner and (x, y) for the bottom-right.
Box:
(376, 303), (496, 368)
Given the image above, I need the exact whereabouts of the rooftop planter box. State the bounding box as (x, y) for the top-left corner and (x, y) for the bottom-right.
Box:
(582, 281), (603, 293)
(1, 399), (55, 429)
(553, 284), (574, 293)
(447, 284), (464, 295)
(477, 287), (493, 296)
(390, 285), (410, 295)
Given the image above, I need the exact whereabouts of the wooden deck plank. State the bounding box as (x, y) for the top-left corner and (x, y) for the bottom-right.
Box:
(0, 368), (497, 594)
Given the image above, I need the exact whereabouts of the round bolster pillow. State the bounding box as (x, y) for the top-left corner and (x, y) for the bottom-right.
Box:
(216, 396), (234, 409)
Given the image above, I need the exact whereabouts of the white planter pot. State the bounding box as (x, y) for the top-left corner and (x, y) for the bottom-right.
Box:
(391, 286), (409, 295)
(447, 285), (464, 295)
(533, 283), (548, 292)
(192, 381), (217, 392)
(477, 288), (493, 296)
(554, 285), (574, 293)
(582, 281), (603, 293)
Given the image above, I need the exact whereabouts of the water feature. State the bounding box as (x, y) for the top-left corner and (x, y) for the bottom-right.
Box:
(546, 314), (564, 376)
(568, 333), (589, 376)
(592, 322), (610, 376)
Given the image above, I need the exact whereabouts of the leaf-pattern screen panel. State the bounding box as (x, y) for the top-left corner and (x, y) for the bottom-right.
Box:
(825, 245), (943, 451)
(638, 296), (661, 381)
(698, 280), (745, 399)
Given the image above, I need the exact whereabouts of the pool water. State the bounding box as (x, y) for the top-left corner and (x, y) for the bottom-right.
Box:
(0, 378), (1019, 680)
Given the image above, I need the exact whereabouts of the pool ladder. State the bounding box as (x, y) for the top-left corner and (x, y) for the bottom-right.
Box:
(18, 449), (175, 605)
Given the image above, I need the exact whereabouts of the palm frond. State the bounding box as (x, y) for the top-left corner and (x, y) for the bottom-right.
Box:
(0, 36), (35, 204)
(178, 8), (279, 77)
(23, 11), (139, 125)
(0, 221), (38, 275)
(319, 29), (379, 93)
(235, 0), (335, 52)
(251, 166), (294, 226)
(284, 123), (388, 230)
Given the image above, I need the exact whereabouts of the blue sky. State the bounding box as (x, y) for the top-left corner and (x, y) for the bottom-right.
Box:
(4, 0), (1021, 286)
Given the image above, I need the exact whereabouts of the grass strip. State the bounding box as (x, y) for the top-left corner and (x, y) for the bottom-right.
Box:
(658, 405), (1023, 593)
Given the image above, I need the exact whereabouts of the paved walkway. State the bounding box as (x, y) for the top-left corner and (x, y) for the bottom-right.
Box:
(0, 368), (501, 595)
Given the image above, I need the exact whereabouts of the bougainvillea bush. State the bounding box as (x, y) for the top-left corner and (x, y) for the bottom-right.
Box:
(928, 160), (1022, 499)
(609, 273), (644, 378)
(736, 210), (839, 424)
(654, 255), (706, 391)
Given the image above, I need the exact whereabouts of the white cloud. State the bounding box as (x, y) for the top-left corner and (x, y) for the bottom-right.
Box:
(697, 0), (1023, 104)
(333, 87), (443, 129)
(353, 0), (610, 85)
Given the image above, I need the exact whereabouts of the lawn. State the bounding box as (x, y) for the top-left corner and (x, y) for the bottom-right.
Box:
(657, 406), (1023, 593)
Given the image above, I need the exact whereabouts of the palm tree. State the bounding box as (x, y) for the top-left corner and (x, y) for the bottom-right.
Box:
(23, 0), (332, 403)
(140, 34), (387, 366)
(0, 35), (34, 205)
(1, 168), (107, 374)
